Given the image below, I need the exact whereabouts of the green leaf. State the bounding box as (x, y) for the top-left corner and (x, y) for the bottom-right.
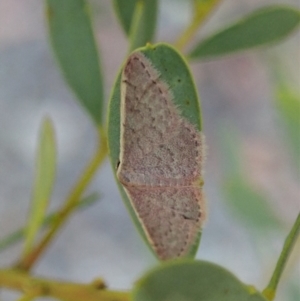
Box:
(113, 0), (136, 35)
(23, 117), (56, 255)
(224, 176), (282, 234)
(107, 43), (203, 260)
(219, 126), (282, 234)
(132, 260), (267, 301)
(275, 84), (300, 172)
(0, 193), (99, 253)
(128, 0), (158, 51)
(46, 0), (104, 125)
(189, 6), (300, 59)
(113, 0), (157, 46)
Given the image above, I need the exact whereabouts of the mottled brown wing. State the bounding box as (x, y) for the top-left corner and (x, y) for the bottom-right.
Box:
(124, 186), (205, 260)
(118, 52), (204, 187)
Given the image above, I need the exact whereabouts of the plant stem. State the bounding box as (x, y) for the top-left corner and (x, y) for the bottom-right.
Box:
(16, 294), (38, 301)
(174, 0), (222, 51)
(0, 193), (99, 253)
(262, 213), (300, 301)
(0, 269), (130, 301)
(16, 128), (108, 271)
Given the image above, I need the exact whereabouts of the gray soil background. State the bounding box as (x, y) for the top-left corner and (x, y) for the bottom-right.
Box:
(0, 0), (299, 300)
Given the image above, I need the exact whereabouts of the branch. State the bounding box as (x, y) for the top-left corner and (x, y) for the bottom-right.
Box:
(16, 128), (108, 271)
(174, 0), (222, 51)
(0, 269), (130, 301)
(263, 213), (300, 300)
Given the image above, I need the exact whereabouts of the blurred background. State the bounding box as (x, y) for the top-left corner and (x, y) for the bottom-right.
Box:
(0, 0), (299, 300)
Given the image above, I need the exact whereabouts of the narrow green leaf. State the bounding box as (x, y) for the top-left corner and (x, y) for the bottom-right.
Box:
(275, 84), (300, 172)
(0, 193), (99, 253)
(113, 0), (136, 35)
(46, 0), (104, 125)
(129, 0), (158, 51)
(113, 0), (157, 45)
(23, 117), (56, 255)
(128, 1), (145, 51)
(132, 260), (267, 301)
(219, 126), (282, 234)
(224, 177), (282, 233)
(189, 6), (300, 59)
(107, 43), (203, 260)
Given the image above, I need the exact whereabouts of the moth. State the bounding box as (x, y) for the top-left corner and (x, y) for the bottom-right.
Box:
(117, 51), (205, 260)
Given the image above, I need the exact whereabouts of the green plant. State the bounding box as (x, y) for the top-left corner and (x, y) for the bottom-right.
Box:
(0, 1), (299, 300)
